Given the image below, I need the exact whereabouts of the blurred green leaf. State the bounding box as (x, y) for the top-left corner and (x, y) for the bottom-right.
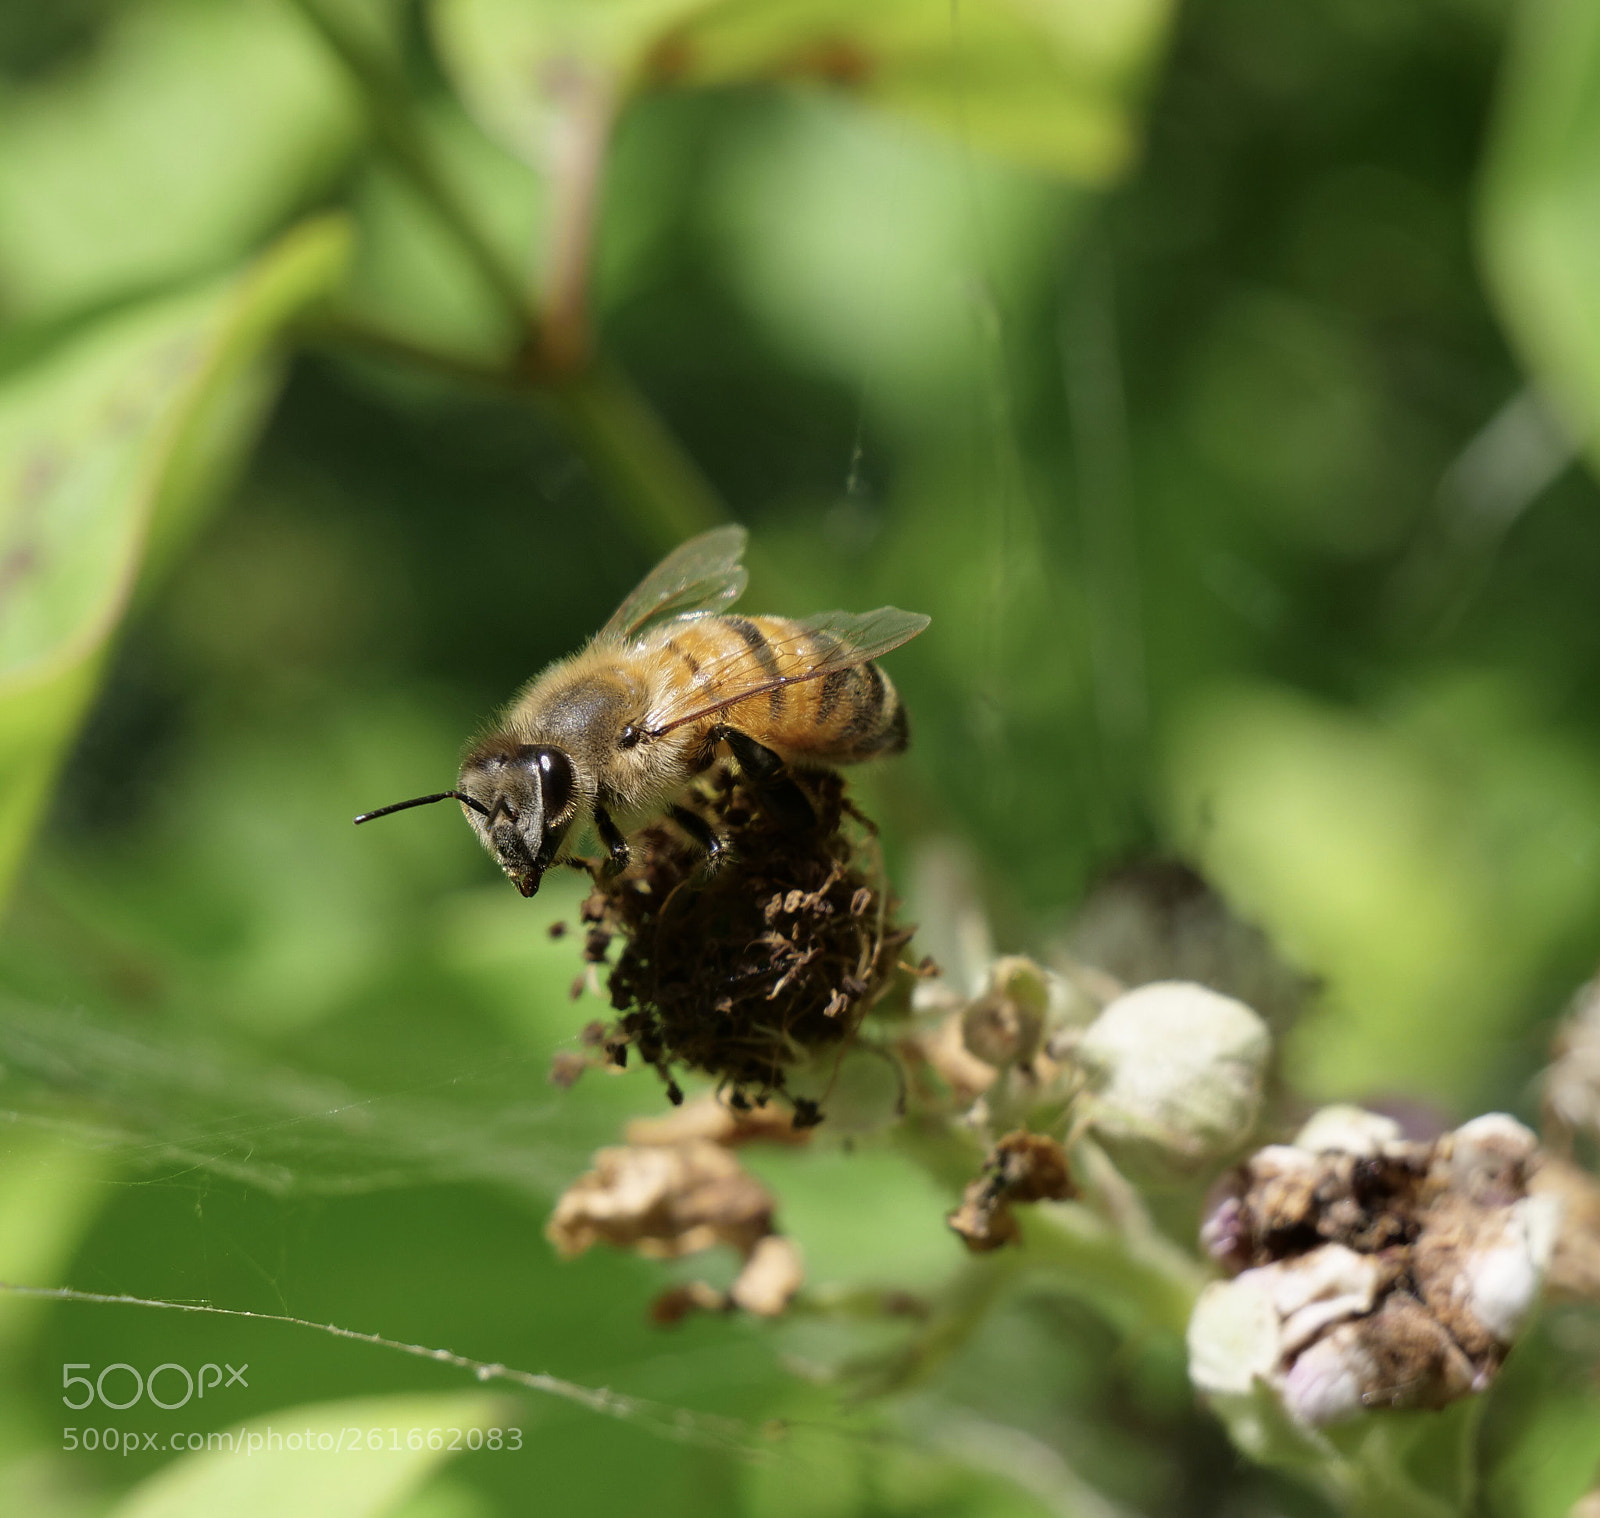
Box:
(0, 216), (352, 904)
(1487, 1384), (1600, 1518)
(342, 96), (545, 365)
(0, 0), (360, 322)
(1164, 675), (1600, 1110)
(1481, 0), (1600, 475)
(386, 1477), (497, 1518)
(741, 1408), (1062, 1518)
(705, 93), (1067, 417)
(432, 0), (1172, 182)
(0, 1132), (109, 1357)
(109, 1391), (511, 1518)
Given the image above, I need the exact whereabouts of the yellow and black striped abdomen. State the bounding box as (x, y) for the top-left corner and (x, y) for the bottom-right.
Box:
(650, 614), (908, 765)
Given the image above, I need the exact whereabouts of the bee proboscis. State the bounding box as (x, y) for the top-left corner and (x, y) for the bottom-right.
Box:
(356, 525), (929, 896)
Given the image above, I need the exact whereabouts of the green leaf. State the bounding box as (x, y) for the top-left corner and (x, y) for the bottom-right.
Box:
(0, 216), (353, 905)
(1480, 0), (1600, 475)
(1163, 676), (1600, 1109)
(0, 0), (361, 322)
(109, 1392), (513, 1518)
(341, 94), (546, 365)
(701, 92), (1068, 415)
(0, 1131), (111, 1357)
(1487, 1385), (1600, 1518)
(433, 0), (1173, 181)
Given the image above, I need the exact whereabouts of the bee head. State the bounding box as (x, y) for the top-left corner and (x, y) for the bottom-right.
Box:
(454, 743), (578, 897)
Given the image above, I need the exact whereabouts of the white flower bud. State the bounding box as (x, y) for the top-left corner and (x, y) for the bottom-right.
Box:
(1441, 1112), (1538, 1202)
(1293, 1105), (1402, 1156)
(1076, 981), (1270, 1180)
(1279, 1323), (1369, 1426)
(1187, 1271), (1282, 1398)
(1463, 1199), (1554, 1342)
(1423, 1192), (1561, 1346)
(1265, 1245), (1387, 1354)
(1189, 1245), (1386, 1404)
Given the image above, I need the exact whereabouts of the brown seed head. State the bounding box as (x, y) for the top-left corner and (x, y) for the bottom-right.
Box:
(578, 767), (911, 1116)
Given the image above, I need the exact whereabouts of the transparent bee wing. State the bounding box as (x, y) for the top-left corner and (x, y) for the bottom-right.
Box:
(598, 524), (749, 643)
(649, 606), (931, 735)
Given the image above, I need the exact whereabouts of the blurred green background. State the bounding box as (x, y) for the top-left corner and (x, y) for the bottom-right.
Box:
(4, 0), (1600, 1513)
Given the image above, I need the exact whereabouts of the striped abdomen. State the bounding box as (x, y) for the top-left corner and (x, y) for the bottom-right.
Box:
(648, 614), (909, 764)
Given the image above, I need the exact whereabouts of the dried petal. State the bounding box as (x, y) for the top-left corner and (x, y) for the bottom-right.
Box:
(1414, 1192), (1560, 1351)
(1293, 1105), (1402, 1156)
(1187, 1272), (1283, 1398)
(625, 1097), (811, 1148)
(917, 1010), (999, 1104)
(651, 1281), (728, 1325)
(548, 1050), (588, 1089)
(1264, 1246), (1391, 1354)
(1278, 1323), (1367, 1425)
(1282, 1296), (1475, 1423)
(1437, 1112), (1537, 1205)
(729, 1235), (805, 1317)
(547, 1141), (774, 1261)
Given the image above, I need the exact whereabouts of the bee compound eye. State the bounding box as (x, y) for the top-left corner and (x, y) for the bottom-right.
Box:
(535, 747), (574, 816)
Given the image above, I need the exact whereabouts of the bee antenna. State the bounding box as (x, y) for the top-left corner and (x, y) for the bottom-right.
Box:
(353, 791), (491, 824)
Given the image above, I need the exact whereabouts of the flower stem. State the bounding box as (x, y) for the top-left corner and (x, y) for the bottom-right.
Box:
(285, 0), (531, 329)
(1320, 1401), (1483, 1518)
(289, 0), (730, 552)
(548, 362), (727, 548)
(1020, 1198), (1204, 1339)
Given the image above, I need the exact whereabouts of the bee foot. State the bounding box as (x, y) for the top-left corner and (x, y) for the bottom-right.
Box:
(669, 804), (726, 874)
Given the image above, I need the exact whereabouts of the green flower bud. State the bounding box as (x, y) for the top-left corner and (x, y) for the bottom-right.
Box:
(961, 955), (1049, 1069)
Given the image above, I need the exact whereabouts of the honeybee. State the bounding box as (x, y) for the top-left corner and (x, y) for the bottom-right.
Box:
(355, 525), (929, 896)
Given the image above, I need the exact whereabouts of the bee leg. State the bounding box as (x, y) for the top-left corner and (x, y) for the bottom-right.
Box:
(669, 804), (725, 872)
(715, 727), (817, 830)
(593, 803), (631, 878)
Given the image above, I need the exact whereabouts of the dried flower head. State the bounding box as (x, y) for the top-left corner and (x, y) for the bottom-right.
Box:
(548, 1138), (804, 1321)
(947, 1131), (1077, 1252)
(577, 766), (913, 1115)
(1189, 1108), (1559, 1428)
